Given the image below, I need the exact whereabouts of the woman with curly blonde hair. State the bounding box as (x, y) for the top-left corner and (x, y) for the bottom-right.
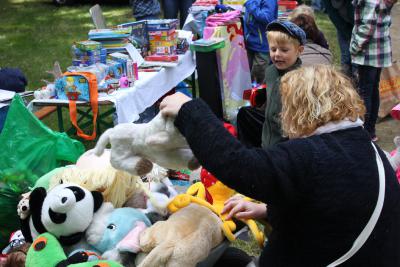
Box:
(280, 64), (365, 138)
(158, 64), (400, 266)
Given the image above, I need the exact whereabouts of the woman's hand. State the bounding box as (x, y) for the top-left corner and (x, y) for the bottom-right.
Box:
(221, 195), (267, 220)
(160, 92), (192, 118)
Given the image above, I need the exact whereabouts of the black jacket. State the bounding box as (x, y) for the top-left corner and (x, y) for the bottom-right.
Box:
(175, 99), (400, 267)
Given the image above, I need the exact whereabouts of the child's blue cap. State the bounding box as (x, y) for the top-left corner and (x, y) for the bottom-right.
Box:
(266, 20), (306, 45)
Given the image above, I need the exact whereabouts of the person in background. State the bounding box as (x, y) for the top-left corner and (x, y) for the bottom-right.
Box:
(237, 20), (305, 148)
(350, 0), (395, 142)
(287, 4), (329, 49)
(290, 14), (333, 65)
(322, 0), (355, 77)
(132, 0), (160, 21)
(159, 65), (400, 266)
(162, 0), (194, 28)
(311, 0), (325, 12)
(243, 0), (278, 84)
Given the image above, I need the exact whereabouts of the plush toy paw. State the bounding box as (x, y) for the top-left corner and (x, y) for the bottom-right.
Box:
(134, 158), (154, 176)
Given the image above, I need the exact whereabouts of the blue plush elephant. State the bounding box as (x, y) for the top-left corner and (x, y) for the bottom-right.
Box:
(85, 202), (152, 266)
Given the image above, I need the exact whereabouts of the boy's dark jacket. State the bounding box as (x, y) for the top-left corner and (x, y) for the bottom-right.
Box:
(262, 59), (302, 147)
(243, 0), (278, 53)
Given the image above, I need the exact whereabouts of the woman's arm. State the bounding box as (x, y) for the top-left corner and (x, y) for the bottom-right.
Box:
(160, 93), (312, 204)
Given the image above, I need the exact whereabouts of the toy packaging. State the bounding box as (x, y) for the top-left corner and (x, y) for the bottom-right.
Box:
(56, 74), (92, 101)
(88, 28), (131, 54)
(146, 19), (179, 31)
(146, 19), (178, 56)
(176, 37), (189, 54)
(119, 20), (149, 57)
(75, 40), (102, 51)
(71, 45), (107, 67)
(88, 28), (131, 40)
(145, 54), (178, 62)
(106, 60), (125, 79)
(109, 52), (130, 75)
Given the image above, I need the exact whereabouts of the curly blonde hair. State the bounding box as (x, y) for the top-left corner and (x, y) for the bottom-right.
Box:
(280, 65), (365, 138)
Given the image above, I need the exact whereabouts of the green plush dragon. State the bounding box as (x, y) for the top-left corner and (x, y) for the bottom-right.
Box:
(26, 233), (123, 267)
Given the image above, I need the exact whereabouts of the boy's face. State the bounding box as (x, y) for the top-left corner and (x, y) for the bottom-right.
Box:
(269, 41), (304, 70)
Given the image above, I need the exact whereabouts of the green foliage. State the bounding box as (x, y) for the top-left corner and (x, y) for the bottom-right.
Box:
(0, 168), (38, 193)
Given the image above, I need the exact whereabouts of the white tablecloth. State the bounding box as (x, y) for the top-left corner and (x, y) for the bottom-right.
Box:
(30, 51), (196, 124)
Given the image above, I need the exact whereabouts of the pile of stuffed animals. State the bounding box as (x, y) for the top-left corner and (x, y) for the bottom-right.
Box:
(3, 110), (400, 267)
(1, 113), (265, 267)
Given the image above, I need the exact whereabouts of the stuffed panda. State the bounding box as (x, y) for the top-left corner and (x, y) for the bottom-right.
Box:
(21, 183), (103, 246)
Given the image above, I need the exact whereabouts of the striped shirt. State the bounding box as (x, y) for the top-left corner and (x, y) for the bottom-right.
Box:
(350, 0), (393, 67)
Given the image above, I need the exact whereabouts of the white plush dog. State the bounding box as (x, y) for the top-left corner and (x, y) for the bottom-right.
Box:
(94, 113), (199, 176)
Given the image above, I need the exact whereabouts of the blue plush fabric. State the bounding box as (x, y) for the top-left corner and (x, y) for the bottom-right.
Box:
(0, 68), (27, 93)
(95, 207), (151, 253)
(0, 105), (9, 133)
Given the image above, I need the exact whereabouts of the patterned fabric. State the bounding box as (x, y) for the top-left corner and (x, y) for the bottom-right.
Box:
(203, 21), (251, 121)
(350, 0), (392, 67)
(132, 0), (161, 18)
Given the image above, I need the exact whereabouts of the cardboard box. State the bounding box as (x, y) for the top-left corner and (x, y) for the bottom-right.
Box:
(75, 40), (102, 51)
(146, 19), (178, 31)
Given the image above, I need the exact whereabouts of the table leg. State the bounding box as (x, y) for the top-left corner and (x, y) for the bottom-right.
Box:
(57, 106), (64, 132)
(96, 106), (101, 135)
(191, 71), (197, 98)
(195, 51), (223, 118)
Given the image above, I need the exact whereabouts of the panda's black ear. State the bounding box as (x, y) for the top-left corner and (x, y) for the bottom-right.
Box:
(29, 187), (47, 235)
(29, 187), (46, 213)
(91, 191), (103, 212)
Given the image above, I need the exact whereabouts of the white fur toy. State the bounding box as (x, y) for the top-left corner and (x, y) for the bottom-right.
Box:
(93, 113), (200, 176)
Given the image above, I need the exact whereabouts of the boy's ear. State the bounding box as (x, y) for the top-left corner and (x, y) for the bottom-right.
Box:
(298, 45), (304, 54)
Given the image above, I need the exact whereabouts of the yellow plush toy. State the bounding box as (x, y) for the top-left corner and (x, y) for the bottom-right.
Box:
(168, 168), (265, 247)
